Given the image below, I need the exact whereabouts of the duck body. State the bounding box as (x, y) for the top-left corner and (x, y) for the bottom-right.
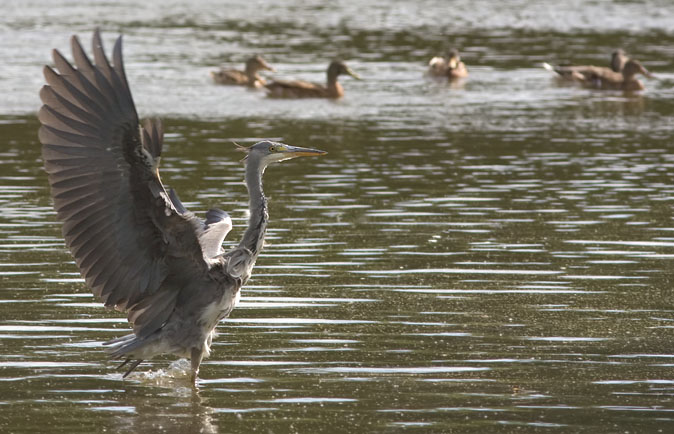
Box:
(544, 59), (651, 91)
(265, 78), (343, 98)
(211, 69), (264, 87)
(211, 55), (274, 88)
(544, 50), (627, 84)
(265, 60), (360, 99)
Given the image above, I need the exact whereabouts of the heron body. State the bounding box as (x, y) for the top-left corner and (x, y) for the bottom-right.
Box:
(38, 31), (325, 384)
(211, 55), (275, 88)
(265, 60), (360, 99)
(543, 59), (652, 91)
(428, 49), (468, 80)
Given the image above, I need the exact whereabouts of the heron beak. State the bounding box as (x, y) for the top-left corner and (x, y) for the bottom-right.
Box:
(280, 145), (327, 160)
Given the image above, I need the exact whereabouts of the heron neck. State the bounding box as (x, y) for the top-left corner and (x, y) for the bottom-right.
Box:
(239, 160), (268, 257)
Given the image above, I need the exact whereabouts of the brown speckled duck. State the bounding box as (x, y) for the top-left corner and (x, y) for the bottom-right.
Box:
(428, 49), (468, 80)
(265, 60), (360, 99)
(211, 55), (275, 88)
(544, 58), (653, 91)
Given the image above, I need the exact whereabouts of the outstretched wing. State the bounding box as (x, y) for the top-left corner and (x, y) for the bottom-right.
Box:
(39, 30), (207, 325)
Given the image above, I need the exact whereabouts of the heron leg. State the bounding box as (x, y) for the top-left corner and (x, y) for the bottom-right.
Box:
(122, 359), (144, 378)
(190, 347), (204, 386)
(117, 358), (131, 370)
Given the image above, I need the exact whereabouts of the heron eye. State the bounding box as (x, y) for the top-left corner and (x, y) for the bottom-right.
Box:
(269, 145), (277, 152)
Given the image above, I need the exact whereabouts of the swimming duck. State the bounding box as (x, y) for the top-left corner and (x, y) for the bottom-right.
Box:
(265, 60), (360, 99)
(211, 55), (275, 88)
(428, 49), (468, 79)
(543, 58), (653, 91)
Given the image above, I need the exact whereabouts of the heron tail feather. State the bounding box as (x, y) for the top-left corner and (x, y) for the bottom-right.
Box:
(104, 333), (160, 361)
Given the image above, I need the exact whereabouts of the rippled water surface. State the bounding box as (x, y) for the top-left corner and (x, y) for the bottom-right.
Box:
(2, 1), (674, 433)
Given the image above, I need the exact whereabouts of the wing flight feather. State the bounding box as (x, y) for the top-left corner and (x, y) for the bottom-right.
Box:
(39, 31), (213, 337)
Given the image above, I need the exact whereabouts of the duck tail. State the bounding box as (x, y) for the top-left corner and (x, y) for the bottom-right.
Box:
(541, 62), (555, 72)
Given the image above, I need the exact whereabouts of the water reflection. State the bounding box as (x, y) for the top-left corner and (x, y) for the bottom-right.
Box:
(106, 386), (219, 434)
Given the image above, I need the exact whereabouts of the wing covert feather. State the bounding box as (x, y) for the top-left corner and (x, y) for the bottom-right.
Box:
(200, 208), (233, 259)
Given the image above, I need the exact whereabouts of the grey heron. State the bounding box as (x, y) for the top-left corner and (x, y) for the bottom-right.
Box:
(38, 30), (326, 384)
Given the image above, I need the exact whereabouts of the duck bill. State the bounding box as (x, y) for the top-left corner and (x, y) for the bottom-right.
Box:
(282, 145), (327, 159)
(641, 66), (654, 78)
(257, 57), (275, 72)
(345, 67), (361, 80)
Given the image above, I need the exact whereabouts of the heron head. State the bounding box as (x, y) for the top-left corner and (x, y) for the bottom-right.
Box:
(236, 141), (327, 166)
